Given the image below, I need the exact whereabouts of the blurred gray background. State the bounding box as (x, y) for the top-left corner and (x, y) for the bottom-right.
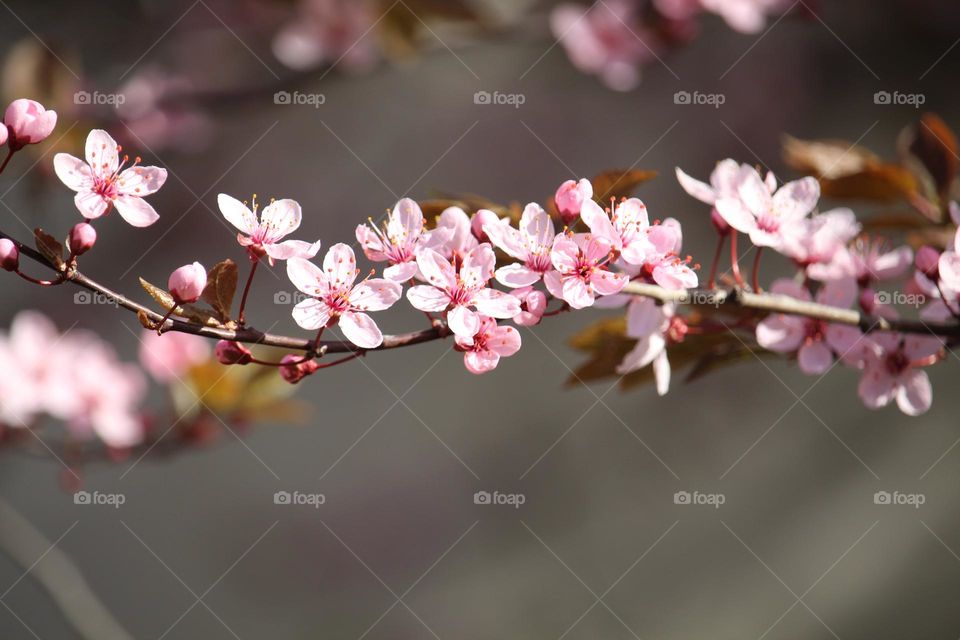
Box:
(1, 0), (960, 638)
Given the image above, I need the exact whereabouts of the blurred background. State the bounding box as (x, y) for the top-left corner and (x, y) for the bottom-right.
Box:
(1, 0), (960, 638)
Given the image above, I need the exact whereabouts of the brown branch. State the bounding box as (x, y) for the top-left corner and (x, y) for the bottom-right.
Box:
(3, 228), (960, 356)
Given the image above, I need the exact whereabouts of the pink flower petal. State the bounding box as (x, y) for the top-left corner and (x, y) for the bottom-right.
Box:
(464, 349), (499, 374)
(495, 264), (541, 288)
(350, 278), (402, 312)
(53, 153), (94, 191)
(322, 243), (358, 289)
(563, 276), (595, 309)
(339, 311), (383, 349)
(416, 248), (456, 288)
(675, 167), (716, 205)
(114, 195), (160, 227)
(448, 305), (480, 338)
(714, 198), (757, 234)
(217, 194), (258, 235)
(858, 365), (896, 409)
(756, 315), (806, 352)
(798, 341), (833, 375)
(286, 257), (327, 295)
(580, 200), (620, 248)
(773, 177), (820, 220)
(260, 199), (302, 242)
(473, 289), (521, 318)
(118, 165), (167, 197)
(406, 285), (450, 312)
(736, 167), (772, 218)
(75, 191), (109, 219)
(265, 239), (322, 261)
(292, 298), (331, 330)
(84, 129), (119, 177)
(895, 369), (932, 416)
(384, 261), (419, 282)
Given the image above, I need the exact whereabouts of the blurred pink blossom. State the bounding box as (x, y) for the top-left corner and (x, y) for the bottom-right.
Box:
(139, 330), (211, 382)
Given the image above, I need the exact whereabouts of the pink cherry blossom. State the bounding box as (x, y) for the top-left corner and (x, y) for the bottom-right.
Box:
(636, 219), (699, 290)
(287, 244), (402, 349)
(936, 226), (960, 294)
(854, 330), (941, 416)
(423, 206), (477, 260)
(554, 179), (594, 225)
(616, 297), (674, 395)
(0, 311), (57, 425)
(699, 0), (791, 33)
(811, 236), (913, 285)
(53, 129), (167, 227)
(138, 330), (211, 382)
(780, 208), (861, 278)
(45, 331), (146, 448)
(543, 233), (628, 309)
(168, 262), (207, 304)
(550, 0), (655, 91)
(511, 286), (548, 327)
(407, 244), (520, 338)
(455, 316), (522, 374)
(471, 209), (501, 243)
(756, 278), (862, 375)
(580, 197), (652, 265)
(356, 198), (432, 281)
(272, 0), (378, 72)
(219, 193), (321, 265)
(484, 203), (557, 288)
(675, 159), (750, 206)
(715, 167), (820, 250)
(4, 99), (56, 148)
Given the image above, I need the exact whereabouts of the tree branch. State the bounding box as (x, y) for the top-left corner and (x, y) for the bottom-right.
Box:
(3, 227), (959, 358)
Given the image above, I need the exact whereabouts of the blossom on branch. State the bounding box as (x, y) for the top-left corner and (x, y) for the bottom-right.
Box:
(219, 193), (321, 265)
(54, 129), (167, 227)
(455, 316), (522, 374)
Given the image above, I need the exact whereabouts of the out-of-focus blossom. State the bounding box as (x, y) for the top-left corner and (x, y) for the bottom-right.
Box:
(53, 129), (167, 227)
(853, 330), (941, 416)
(544, 233), (628, 308)
(484, 203), (557, 288)
(676, 160), (774, 236)
(168, 262), (207, 304)
(616, 297), (675, 395)
(356, 198), (433, 281)
(936, 226), (960, 294)
(780, 208), (861, 279)
(699, 0), (793, 33)
(0, 238), (18, 271)
(287, 244), (402, 348)
(4, 99), (56, 149)
(139, 330), (211, 382)
(455, 316), (522, 374)
(715, 167), (820, 251)
(554, 179), (594, 225)
(273, 0), (379, 72)
(407, 245), (520, 338)
(550, 0), (655, 91)
(511, 286), (548, 326)
(756, 278), (862, 375)
(0, 311), (145, 447)
(219, 193), (321, 265)
(812, 236), (913, 285)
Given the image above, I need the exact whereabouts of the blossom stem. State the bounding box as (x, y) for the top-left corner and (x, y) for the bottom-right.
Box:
(14, 270), (64, 286)
(316, 353), (363, 369)
(154, 307), (177, 335)
(729, 232), (745, 287)
(542, 302), (571, 317)
(751, 248), (763, 293)
(707, 236), (723, 289)
(0, 148), (15, 175)
(237, 259), (258, 326)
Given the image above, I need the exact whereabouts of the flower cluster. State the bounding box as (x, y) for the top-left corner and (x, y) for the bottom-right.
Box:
(677, 158), (945, 415)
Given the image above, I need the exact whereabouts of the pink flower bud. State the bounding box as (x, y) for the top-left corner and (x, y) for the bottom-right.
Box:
(710, 207), (730, 235)
(168, 262), (207, 304)
(68, 223), (97, 256)
(860, 287), (877, 314)
(0, 238), (18, 271)
(554, 178), (593, 225)
(215, 340), (252, 365)
(4, 99), (57, 149)
(279, 354), (320, 384)
(915, 245), (940, 280)
(471, 209), (500, 242)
